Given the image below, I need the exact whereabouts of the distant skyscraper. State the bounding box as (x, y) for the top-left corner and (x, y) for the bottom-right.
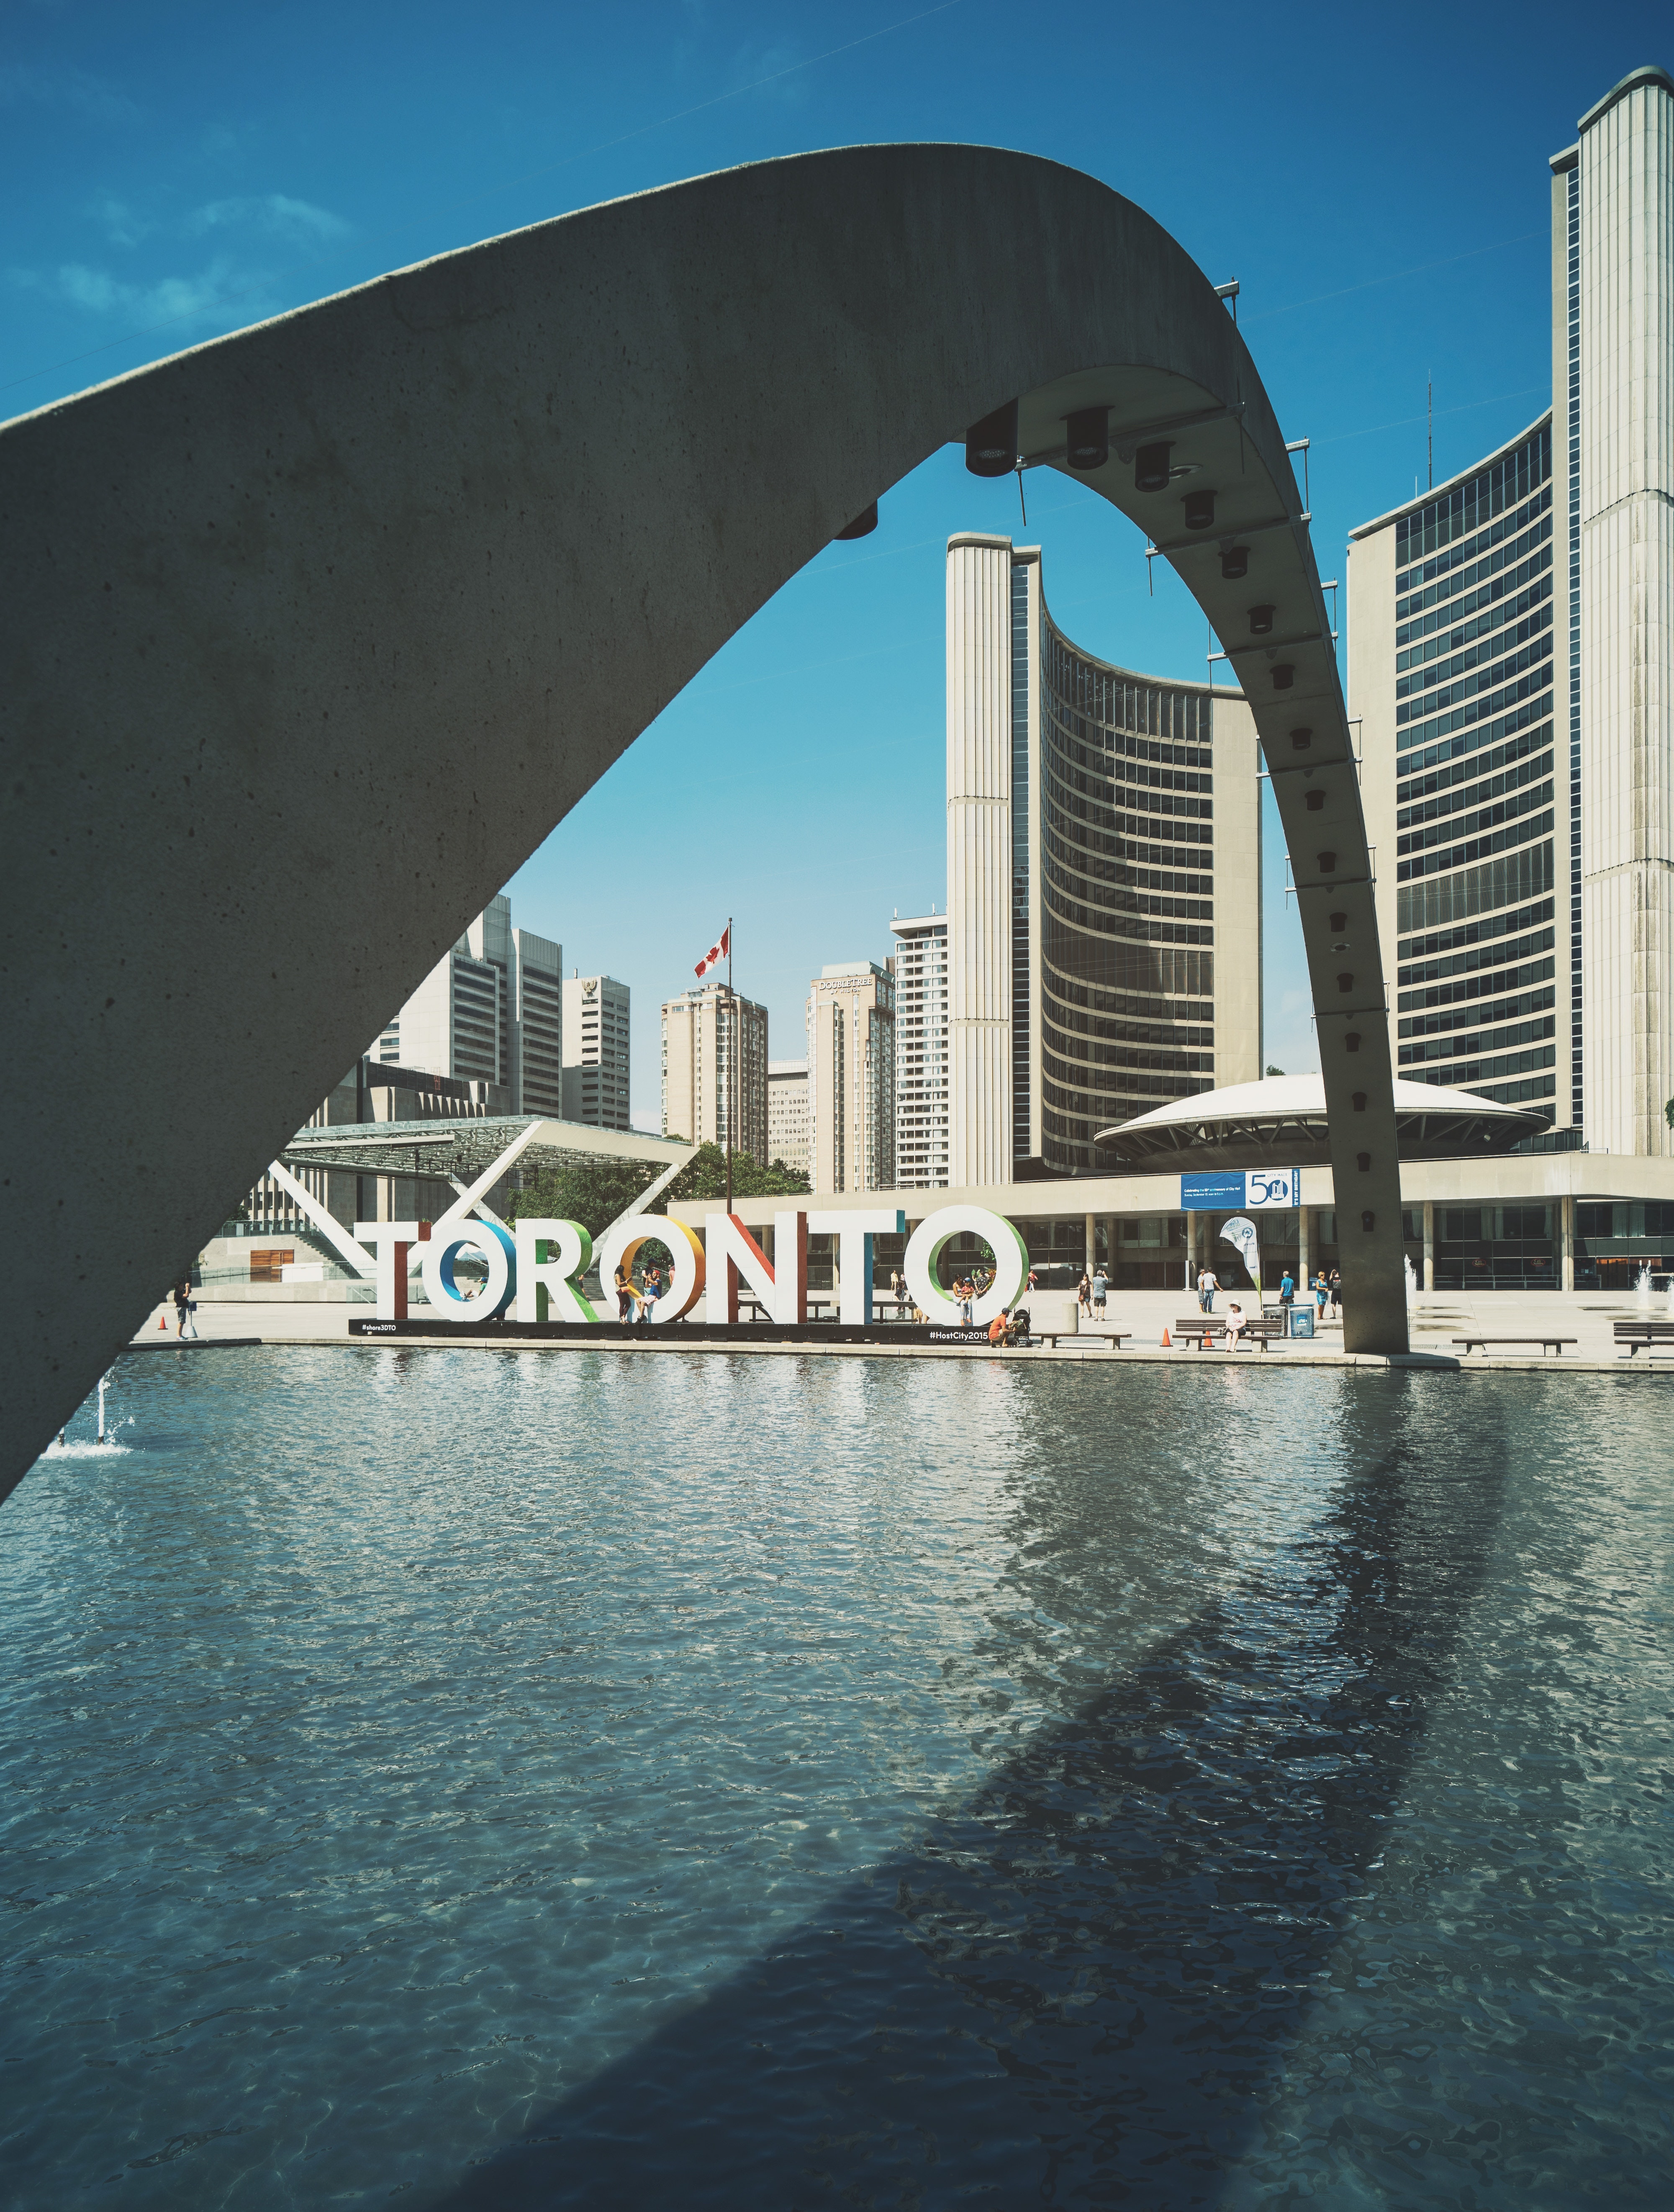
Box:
(375, 892), (562, 1115)
(891, 913), (949, 1187)
(661, 983), (769, 1161)
(767, 1059), (810, 1176)
(562, 973), (631, 1129)
(806, 962), (896, 1193)
(946, 534), (1261, 1181)
(1353, 65), (1674, 1155)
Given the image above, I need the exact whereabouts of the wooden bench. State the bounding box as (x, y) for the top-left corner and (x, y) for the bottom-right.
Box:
(1451, 1335), (1577, 1357)
(1032, 1329), (1130, 1350)
(1172, 1316), (1286, 1351)
(1613, 1319), (1674, 1356)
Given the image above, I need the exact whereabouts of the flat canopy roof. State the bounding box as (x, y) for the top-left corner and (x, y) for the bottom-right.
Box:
(1095, 1073), (1548, 1170)
(282, 1114), (689, 1184)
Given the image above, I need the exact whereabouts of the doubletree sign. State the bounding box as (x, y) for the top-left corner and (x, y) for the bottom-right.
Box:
(352, 1204), (1031, 1330)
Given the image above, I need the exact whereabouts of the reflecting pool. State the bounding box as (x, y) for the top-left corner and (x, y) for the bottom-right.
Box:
(2, 1348), (1670, 2207)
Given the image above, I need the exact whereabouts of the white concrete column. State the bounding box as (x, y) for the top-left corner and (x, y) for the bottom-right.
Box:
(1422, 1201), (1435, 1292)
(1298, 1206), (1311, 1294)
(1084, 1212), (1096, 1274)
(1560, 1193), (1576, 1291)
(946, 534), (1014, 1186)
(1186, 1209), (1199, 1284)
(1578, 73), (1674, 1156)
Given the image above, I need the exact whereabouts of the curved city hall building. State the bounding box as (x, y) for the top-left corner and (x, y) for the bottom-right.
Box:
(945, 532), (1261, 1183)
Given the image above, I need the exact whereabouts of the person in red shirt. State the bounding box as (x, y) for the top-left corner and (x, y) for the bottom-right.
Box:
(987, 1307), (1013, 1348)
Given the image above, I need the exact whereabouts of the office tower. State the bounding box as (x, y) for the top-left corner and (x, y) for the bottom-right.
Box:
(767, 1059), (810, 1175)
(374, 891), (561, 1115)
(562, 973), (631, 1129)
(1353, 65), (1674, 1155)
(891, 913), (949, 1187)
(806, 962), (896, 1193)
(661, 983), (769, 1161)
(946, 534), (1262, 1182)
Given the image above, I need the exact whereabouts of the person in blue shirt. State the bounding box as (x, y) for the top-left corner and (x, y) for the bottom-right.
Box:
(1279, 1268), (1295, 1307)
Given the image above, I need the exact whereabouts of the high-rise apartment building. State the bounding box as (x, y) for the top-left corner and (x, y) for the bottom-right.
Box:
(946, 534), (1262, 1181)
(806, 962), (896, 1193)
(375, 892), (562, 1116)
(661, 983), (769, 1161)
(562, 973), (631, 1129)
(1352, 64), (1674, 1156)
(767, 1059), (810, 1176)
(891, 913), (949, 1187)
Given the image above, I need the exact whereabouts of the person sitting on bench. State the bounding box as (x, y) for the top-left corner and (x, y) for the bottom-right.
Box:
(1224, 1302), (1247, 1348)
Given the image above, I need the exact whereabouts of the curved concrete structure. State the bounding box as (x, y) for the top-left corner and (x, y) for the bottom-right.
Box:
(0, 144), (1405, 1494)
(1095, 1073), (1547, 1170)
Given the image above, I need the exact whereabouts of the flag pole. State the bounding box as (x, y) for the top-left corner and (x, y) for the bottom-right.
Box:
(725, 916), (735, 1215)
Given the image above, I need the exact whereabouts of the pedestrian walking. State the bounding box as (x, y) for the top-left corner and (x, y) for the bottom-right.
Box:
(1197, 1266), (1218, 1314)
(1279, 1267), (1295, 1308)
(1329, 1268), (1341, 1317)
(1077, 1270), (1092, 1315)
(1315, 1270), (1329, 1316)
(1091, 1266), (1108, 1316)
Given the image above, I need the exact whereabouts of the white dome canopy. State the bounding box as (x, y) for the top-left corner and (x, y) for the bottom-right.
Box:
(1095, 1072), (1547, 1169)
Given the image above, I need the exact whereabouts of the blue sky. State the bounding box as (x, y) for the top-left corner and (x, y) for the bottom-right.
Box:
(6, 0), (1665, 1127)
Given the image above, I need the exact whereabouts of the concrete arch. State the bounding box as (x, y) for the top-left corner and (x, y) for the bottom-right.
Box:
(0, 144), (1406, 1492)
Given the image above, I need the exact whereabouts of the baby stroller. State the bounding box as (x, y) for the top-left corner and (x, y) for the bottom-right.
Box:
(1010, 1305), (1032, 1346)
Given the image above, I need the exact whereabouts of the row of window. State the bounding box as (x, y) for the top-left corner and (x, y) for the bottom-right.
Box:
(1403, 1038), (1556, 1084)
(1045, 709), (1214, 792)
(1395, 567), (1553, 678)
(1394, 424), (1551, 571)
(1042, 820), (1216, 923)
(1399, 953), (1555, 1017)
(1395, 491), (1553, 620)
(1044, 737), (1214, 815)
(1397, 691), (1553, 778)
(1043, 762), (1213, 848)
(1398, 746), (1552, 835)
(1397, 776), (1553, 860)
(1399, 918), (1555, 990)
(1400, 983), (1556, 1042)
(1044, 956), (1212, 1023)
(1395, 608), (1553, 715)
(1045, 636), (1213, 747)
(1395, 525), (1553, 646)
(1397, 718), (1550, 809)
(1396, 808), (1554, 887)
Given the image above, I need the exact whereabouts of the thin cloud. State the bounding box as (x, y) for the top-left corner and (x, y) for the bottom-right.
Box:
(727, 41), (809, 106)
(189, 193), (350, 244)
(15, 255), (280, 332)
(0, 60), (138, 125)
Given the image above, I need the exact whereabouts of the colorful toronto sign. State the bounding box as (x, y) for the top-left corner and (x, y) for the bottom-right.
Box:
(349, 1204), (1034, 1328)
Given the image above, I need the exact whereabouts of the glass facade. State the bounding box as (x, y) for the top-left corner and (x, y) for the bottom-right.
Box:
(1393, 422), (1559, 1117)
(1036, 610), (1218, 1176)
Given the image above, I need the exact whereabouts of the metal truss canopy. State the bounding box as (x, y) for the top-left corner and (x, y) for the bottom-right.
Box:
(281, 1116), (688, 1186)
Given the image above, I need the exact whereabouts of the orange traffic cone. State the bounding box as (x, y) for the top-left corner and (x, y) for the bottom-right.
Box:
(158, 1311), (168, 1330)
(1161, 1326), (1171, 1347)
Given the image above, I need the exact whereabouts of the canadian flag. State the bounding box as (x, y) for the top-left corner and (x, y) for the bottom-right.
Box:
(694, 924), (729, 979)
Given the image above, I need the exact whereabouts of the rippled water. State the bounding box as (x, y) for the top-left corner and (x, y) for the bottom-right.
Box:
(2, 1347), (1670, 2207)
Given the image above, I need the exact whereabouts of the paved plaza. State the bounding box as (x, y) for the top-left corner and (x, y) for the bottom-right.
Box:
(134, 1288), (1674, 1371)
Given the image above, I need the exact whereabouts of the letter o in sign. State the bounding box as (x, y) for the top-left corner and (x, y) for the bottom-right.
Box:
(903, 1204), (1029, 1325)
(422, 1222), (516, 1321)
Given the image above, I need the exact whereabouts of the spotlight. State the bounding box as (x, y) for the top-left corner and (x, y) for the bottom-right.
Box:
(965, 400), (1018, 478)
(1272, 663), (1294, 690)
(1183, 488), (1216, 530)
(1352, 1091), (1367, 1111)
(1317, 851), (1338, 872)
(834, 502), (877, 540)
(1066, 406), (1109, 471)
(1329, 911), (1347, 930)
(1357, 1152), (1371, 1172)
(1306, 790), (1325, 811)
(1345, 1031), (1362, 1052)
(1290, 728), (1313, 751)
(1248, 605), (1276, 635)
(1361, 1211), (1376, 1232)
(1221, 546), (1249, 580)
(1135, 442), (1173, 492)
(1337, 972), (1354, 992)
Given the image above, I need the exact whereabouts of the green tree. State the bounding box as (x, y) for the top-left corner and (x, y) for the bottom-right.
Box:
(657, 1143), (810, 1206)
(508, 1157), (658, 1241)
(1266, 1065), (1285, 1076)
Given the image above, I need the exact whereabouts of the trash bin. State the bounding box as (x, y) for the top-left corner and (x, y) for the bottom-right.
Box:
(1288, 1306), (1315, 1339)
